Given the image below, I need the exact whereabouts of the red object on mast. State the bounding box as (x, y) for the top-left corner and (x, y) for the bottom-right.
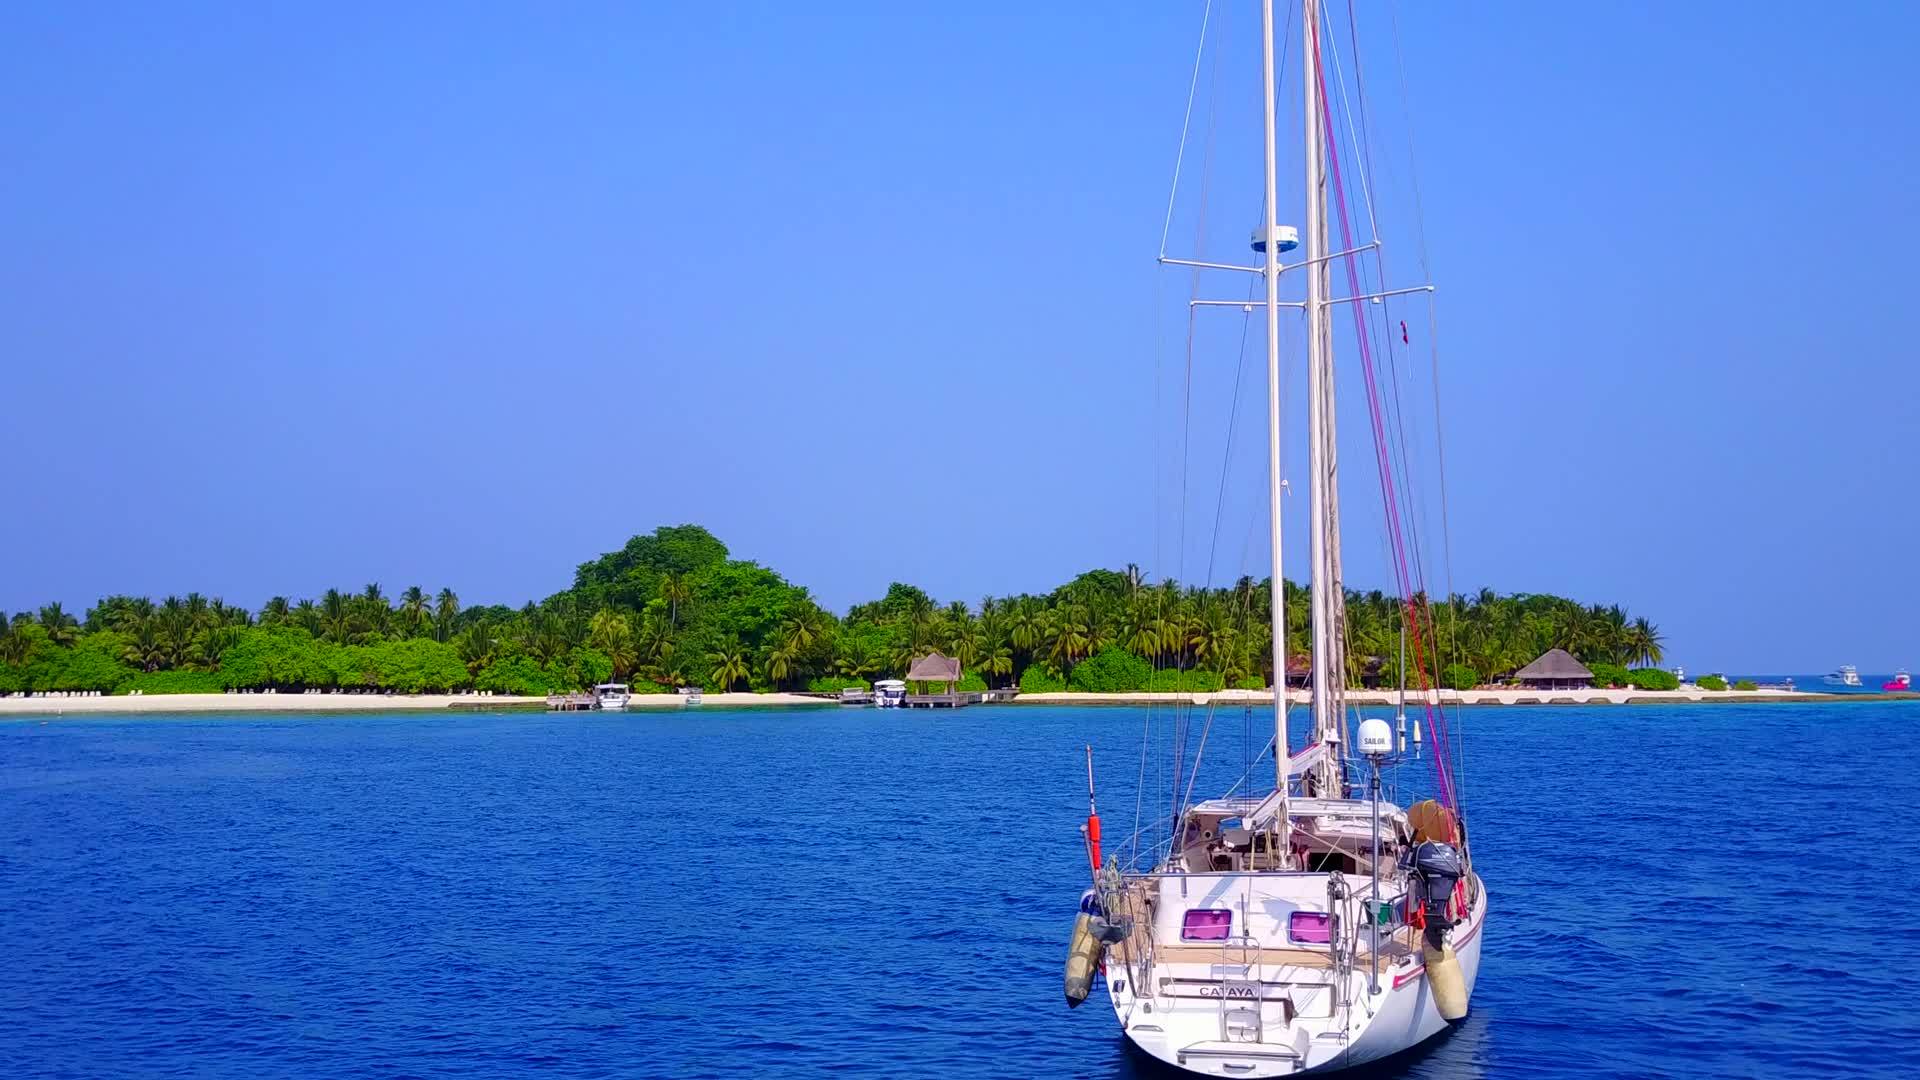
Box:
(1084, 746), (1102, 878)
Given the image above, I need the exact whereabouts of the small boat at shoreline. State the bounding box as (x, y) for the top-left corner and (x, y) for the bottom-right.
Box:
(592, 683), (630, 711)
(1823, 666), (1863, 687)
(1885, 671), (1911, 691)
(873, 679), (907, 708)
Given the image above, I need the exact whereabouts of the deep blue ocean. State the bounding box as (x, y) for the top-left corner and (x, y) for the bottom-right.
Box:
(3, 702), (1916, 1079)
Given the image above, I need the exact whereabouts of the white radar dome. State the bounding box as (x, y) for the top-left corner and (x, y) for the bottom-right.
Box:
(1357, 717), (1394, 757)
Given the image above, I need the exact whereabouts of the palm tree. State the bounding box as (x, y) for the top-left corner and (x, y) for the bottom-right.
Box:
(260, 596), (291, 626)
(397, 586), (430, 638)
(1045, 606), (1093, 675)
(87, 596), (145, 634)
(457, 623), (497, 674)
(1006, 602), (1044, 658)
(1121, 595), (1160, 661)
(1188, 604), (1235, 672)
(356, 583), (391, 637)
(1156, 607), (1190, 668)
(780, 611), (823, 656)
(707, 638), (751, 691)
(320, 589), (353, 644)
(660, 573), (691, 628)
(159, 605), (196, 668)
(1627, 617), (1664, 667)
(196, 625), (244, 670)
(292, 599), (321, 637)
(209, 598), (252, 628)
(588, 609), (638, 678)
(0, 617), (31, 667)
(834, 636), (881, 683)
(183, 592), (210, 629)
(636, 611), (676, 676)
(907, 605), (939, 652)
(123, 621), (168, 672)
(434, 588), (460, 642)
(976, 639), (1014, 687)
(520, 612), (568, 665)
(37, 603), (79, 647)
(763, 644), (798, 688)
(949, 624), (987, 674)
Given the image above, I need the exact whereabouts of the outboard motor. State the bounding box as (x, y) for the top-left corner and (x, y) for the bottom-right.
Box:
(1410, 840), (1463, 942)
(1408, 840), (1470, 1021)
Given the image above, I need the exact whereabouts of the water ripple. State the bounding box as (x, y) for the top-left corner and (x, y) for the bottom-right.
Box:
(1, 702), (1916, 1078)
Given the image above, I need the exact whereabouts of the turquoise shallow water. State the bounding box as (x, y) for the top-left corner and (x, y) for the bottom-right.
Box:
(1, 702), (1916, 1078)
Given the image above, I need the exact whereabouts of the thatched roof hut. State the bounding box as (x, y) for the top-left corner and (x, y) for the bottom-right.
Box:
(1512, 648), (1593, 689)
(906, 652), (962, 687)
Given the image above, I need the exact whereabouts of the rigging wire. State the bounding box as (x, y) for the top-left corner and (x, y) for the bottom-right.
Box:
(1169, 3), (1231, 846)
(1383, 0), (1469, 806)
(1202, 277), (1261, 590)
(1311, 25), (1458, 809)
(1318, 8), (1381, 245)
(1142, 0), (1220, 870)
(1331, 0), (1443, 776)
(1159, 0), (1217, 260)
(1323, 0), (1467, 810)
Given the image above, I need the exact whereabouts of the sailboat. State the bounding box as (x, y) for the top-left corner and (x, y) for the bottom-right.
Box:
(1061, 2), (1485, 1074)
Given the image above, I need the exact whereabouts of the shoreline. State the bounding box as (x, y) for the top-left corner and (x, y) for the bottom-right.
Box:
(0, 691), (836, 716)
(1, 687), (1911, 717)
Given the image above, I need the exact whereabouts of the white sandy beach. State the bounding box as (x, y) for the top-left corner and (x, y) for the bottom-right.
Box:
(0, 691), (836, 716)
(0, 685), (1863, 717)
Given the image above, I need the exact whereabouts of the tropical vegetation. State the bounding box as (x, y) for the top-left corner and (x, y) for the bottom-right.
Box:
(0, 525), (1667, 696)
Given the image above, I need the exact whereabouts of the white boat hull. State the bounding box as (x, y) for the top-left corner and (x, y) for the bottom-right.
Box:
(1109, 876), (1486, 1076)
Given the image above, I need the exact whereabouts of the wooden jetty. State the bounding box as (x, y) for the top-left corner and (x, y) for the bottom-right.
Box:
(903, 689), (1015, 708)
(905, 691), (981, 708)
(546, 693), (596, 711)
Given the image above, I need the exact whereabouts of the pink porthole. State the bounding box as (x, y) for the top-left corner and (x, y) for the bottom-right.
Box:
(1289, 911), (1331, 944)
(1181, 909), (1232, 941)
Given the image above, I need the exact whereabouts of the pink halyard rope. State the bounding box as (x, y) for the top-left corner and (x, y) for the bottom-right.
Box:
(1311, 26), (1456, 808)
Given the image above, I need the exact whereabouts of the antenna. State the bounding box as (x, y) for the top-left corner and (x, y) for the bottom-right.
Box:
(1358, 716), (1392, 995)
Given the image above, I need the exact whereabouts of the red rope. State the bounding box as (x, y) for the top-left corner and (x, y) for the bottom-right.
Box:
(1311, 28), (1457, 808)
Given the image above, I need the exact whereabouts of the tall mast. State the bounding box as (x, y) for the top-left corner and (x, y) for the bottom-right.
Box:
(1302, 0), (1333, 758)
(1260, 0), (1289, 807)
(1320, 150), (1350, 774)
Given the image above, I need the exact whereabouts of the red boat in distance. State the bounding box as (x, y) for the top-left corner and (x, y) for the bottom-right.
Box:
(1886, 671), (1912, 691)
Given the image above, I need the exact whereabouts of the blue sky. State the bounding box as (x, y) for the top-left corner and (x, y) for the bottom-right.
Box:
(3, 2), (1914, 671)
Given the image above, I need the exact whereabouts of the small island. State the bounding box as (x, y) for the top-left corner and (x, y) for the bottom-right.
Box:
(0, 524), (1845, 712)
